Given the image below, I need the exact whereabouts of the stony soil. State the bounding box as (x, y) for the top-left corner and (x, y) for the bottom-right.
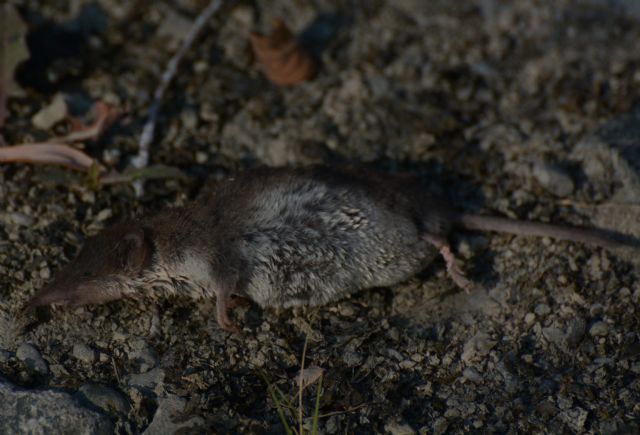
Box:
(2, 0), (640, 433)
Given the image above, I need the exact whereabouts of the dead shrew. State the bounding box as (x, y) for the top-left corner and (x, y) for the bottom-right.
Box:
(29, 166), (638, 332)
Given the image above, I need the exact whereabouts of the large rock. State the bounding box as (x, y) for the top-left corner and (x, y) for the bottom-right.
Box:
(573, 107), (640, 201)
(0, 377), (113, 435)
(572, 107), (640, 240)
(143, 395), (205, 434)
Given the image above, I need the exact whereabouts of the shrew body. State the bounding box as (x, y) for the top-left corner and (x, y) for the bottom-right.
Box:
(30, 166), (636, 332)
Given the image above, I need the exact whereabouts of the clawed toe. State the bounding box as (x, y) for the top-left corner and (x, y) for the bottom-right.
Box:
(439, 245), (479, 294)
(423, 234), (481, 294)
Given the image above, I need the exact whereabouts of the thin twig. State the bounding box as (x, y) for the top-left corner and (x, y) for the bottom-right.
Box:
(133, 0), (224, 196)
(317, 402), (372, 419)
(112, 357), (121, 384)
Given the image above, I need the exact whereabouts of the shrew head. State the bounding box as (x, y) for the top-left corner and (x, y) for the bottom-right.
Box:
(30, 221), (152, 307)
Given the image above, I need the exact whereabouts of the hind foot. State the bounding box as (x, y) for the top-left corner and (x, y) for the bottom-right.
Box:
(423, 234), (480, 293)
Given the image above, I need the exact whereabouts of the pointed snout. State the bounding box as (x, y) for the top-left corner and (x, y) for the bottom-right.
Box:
(29, 282), (79, 307)
(29, 280), (126, 307)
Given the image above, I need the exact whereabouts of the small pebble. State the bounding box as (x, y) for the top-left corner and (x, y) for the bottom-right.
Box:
(112, 331), (127, 341)
(542, 327), (565, 345)
(128, 367), (166, 393)
(589, 321), (609, 337)
(77, 383), (130, 415)
(433, 417), (448, 435)
(127, 340), (158, 372)
(73, 343), (97, 363)
(4, 212), (34, 227)
(193, 60), (208, 73)
(195, 151), (208, 164)
(590, 303), (604, 317)
(384, 422), (416, 435)
(462, 332), (496, 363)
(338, 303), (356, 316)
(532, 161), (574, 197)
(181, 109), (198, 130)
(95, 209), (113, 222)
(342, 351), (363, 367)
(558, 407), (588, 432)
(524, 312), (536, 325)
(39, 267), (51, 280)
(444, 408), (460, 418)
(534, 304), (551, 316)
(399, 360), (416, 370)
(143, 395), (205, 434)
(565, 317), (586, 347)
(462, 367), (483, 383)
(16, 343), (49, 375)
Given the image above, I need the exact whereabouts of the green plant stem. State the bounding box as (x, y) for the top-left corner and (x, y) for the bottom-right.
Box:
(299, 334), (309, 435)
(311, 374), (324, 435)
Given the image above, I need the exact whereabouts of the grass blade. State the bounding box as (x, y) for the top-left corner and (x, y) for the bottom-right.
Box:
(258, 370), (294, 435)
(311, 374), (324, 435)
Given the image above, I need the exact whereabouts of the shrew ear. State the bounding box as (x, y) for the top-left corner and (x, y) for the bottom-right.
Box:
(120, 227), (152, 272)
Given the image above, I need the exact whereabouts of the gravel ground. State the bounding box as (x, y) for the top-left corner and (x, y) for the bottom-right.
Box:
(2, 0), (640, 433)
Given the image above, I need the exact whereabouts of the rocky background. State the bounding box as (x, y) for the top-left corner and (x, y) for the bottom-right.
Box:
(2, 0), (640, 433)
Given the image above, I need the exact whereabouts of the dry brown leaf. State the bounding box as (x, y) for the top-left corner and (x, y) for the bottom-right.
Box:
(250, 18), (316, 86)
(0, 143), (101, 172)
(295, 366), (324, 389)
